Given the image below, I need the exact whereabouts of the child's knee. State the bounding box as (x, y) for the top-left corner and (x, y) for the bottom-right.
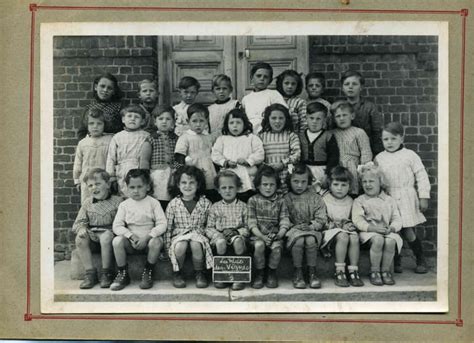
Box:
(403, 227), (416, 242)
(112, 235), (128, 250)
(189, 241), (203, 254)
(148, 237), (163, 251)
(270, 247), (282, 259)
(384, 237), (396, 251)
(253, 240), (266, 255)
(174, 241), (188, 256)
(336, 232), (349, 243)
(371, 235), (384, 249)
(99, 231), (114, 246)
(305, 236), (317, 248)
(233, 238), (246, 255)
(215, 238), (227, 255)
(75, 234), (90, 248)
(293, 237), (305, 248)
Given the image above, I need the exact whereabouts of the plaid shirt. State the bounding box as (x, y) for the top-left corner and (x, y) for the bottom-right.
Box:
(206, 199), (248, 240)
(247, 193), (290, 235)
(72, 195), (123, 234)
(150, 131), (179, 170)
(284, 188), (327, 231)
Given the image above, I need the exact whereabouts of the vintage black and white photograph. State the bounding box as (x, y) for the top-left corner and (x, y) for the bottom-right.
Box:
(40, 21), (448, 313)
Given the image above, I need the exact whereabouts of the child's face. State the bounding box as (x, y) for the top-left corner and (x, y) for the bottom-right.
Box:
(258, 175), (277, 198)
(179, 173), (198, 200)
(251, 68), (272, 91)
(329, 180), (350, 199)
(87, 116), (105, 137)
(334, 107), (354, 129)
(228, 115), (244, 136)
(290, 173), (309, 195)
(213, 81), (232, 102)
(188, 112), (207, 134)
(306, 111), (326, 133)
(382, 130), (404, 153)
(86, 175), (110, 201)
(155, 112), (174, 133)
(217, 176), (238, 203)
(342, 76), (362, 99)
(94, 77), (115, 101)
(139, 82), (158, 105)
(282, 75), (298, 97)
(269, 110), (286, 133)
(362, 173), (381, 197)
(179, 86), (198, 105)
(127, 177), (150, 201)
(122, 111), (145, 131)
(306, 78), (324, 99)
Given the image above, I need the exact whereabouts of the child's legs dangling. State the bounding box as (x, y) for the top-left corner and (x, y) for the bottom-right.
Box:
(335, 232), (349, 264)
(232, 237), (246, 256)
(190, 241), (205, 271)
(98, 231), (114, 269)
(291, 237), (305, 268)
(381, 237), (396, 272)
(253, 240), (266, 270)
(268, 246), (282, 269)
(147, 237), (164, 265)
(112, 235), (133, 267)
(348, 234), (360, 267)
(174, 241), (189, 270)
(369, 234), (384, 272)
(305, 236), (318, 267)
(76, 234), (94, 270)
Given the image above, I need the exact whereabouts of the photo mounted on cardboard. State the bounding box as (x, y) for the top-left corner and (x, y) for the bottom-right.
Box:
(40, 21), (449, 313)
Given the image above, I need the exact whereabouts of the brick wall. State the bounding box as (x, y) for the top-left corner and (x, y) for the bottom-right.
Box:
(308, 35), (438, 251)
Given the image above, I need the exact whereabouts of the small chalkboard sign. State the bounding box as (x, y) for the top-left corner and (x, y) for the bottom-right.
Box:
(212, 256), (252, 283)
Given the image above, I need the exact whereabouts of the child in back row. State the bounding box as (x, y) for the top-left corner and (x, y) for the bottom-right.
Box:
(241, 62), (288, 134)
(173, 76), (201, 136)
(137, 79), (159, 132)
(305, 72), (331, 115)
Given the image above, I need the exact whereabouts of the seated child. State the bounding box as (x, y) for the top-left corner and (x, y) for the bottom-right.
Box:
(165, 166), (213, 289)
(72, 168), (122, 289)
(137, 79), (159, 132)
(241, 62), (288, 134)
(352, 163), (403, 286)
(321, 166), (363, 287)
(73, 107), (113, 203)
(299, 102), (339, 189)
(276, 69), (307, 135)
(111, 169), (167, 291)
(284, 164), (327, 289)
(247, 165), (290, 289)
(206, 170), (249, 290)
(173, 76), (200, 136)
(106, 104), (151, 196)
(305, 72), (331, 115)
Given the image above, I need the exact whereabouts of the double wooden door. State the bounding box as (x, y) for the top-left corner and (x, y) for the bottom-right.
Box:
(158, 36), (309, 105)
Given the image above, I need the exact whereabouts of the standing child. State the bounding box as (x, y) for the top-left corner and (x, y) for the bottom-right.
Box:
(72, 168), (122, 289)
(111, 169), (167, 290)
(331, 101), (373, 196)
(173, 76), (200, 136)
(73, 108), (113, 203)
(165, 166), (213, 288)
(241, 62), (288, 134)
(248, 165), (290, 289)
(175, 103), (217, 200)
(321, 166), (364, 287)
(276, 69), (307, 135)
(341, 70), (384, 155)
(106, 104), (151, 196)
(79, 73), (123, 139)
(284, 164), (327, 289)
(259, 103), (301, 194)
(305, 72), (331, 115)
(137, 79), (159, 131)
(352, 163), (403, 286)
(299, 102), (339, 189)
(211, 108), (264, 201)
(208, 74), (240, 139)
(375, 122), (431, 274)
(149, 105), (179, 210)
(206, 170), (249, 290)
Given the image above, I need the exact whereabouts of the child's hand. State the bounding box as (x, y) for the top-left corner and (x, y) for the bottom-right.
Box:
(276, 229), (286, 240)
(134, 235), (151, 250)
(129, 234), (140, 247)
(419, 198), (429, 212)
(185, 156), (195, 166)
(236, 158), (250, 167)
(226, 160), (238, 168)
(76, 228), (88, 239)
(237, 227), (250, 237)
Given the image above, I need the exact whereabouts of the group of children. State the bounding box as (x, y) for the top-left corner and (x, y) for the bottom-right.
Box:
(71, 62), (431, 291)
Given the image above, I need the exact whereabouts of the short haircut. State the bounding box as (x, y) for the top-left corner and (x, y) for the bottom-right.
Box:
(212, 74), (233, 90)
(92, 72), (122, 101)
(254, 165), (280, 190)
(305, 72), (326, 87)
(250, 62), (273, 80)
(358, 163), (387, 191)
(83, 107), (106, 127)
(83, 168), (110, 184)
(307, 102), (329, 116)
(286, 163), (313, 189)
(178, 76), (200, 91)
(327, 166), (353, 187)
(330, 100), (354, 116)
(221, 108), (253, 136)
(214, 169), (243, 189)
(260, 103), (294, 133)
(169, 165), (207, 199)
(340, 70), (365, 85)
(152, 105), (176, 120)
(120, 104), (147, 119)
(124, 168), (152, 187)
(138, 79), (158, 91)
(187, 103), (209, 120)
(276, 69), (304, 96)
(383, 121), (404, 136)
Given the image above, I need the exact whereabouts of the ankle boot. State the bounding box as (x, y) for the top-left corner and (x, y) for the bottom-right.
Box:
(99, 268), (114, 288)
(252, 268), (264, 289)
(266, 268), (278, 288)
(195, 270), (208, 288)
(110, 267), (130, 291)
(308, 266), (321, 289)
(409, 238), (428, 274)
(292, 268), (306, 289)
(173, 271), (186, 288)
(80, 268), (98, 289)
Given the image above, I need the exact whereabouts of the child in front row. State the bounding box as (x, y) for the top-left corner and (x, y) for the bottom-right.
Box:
(206, 170), (249, 290)
(259, 103), (301, 195)
(375, 122), (431, 274)
(284, 164), (327, 289)
(111, 169), (167, 291)
(276, 69), (307, 135)
(174, 76), (201, 136)
(322, 166), (363, 287)
(165, 166), (213, 289)
(72, 168), (122, 289)
(241, 62), (288, 134)
(106, 104), (151, 196)
(352, 163), (403, 286)
(248, 165), (290, 289)
(331, 101), (373, 196)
